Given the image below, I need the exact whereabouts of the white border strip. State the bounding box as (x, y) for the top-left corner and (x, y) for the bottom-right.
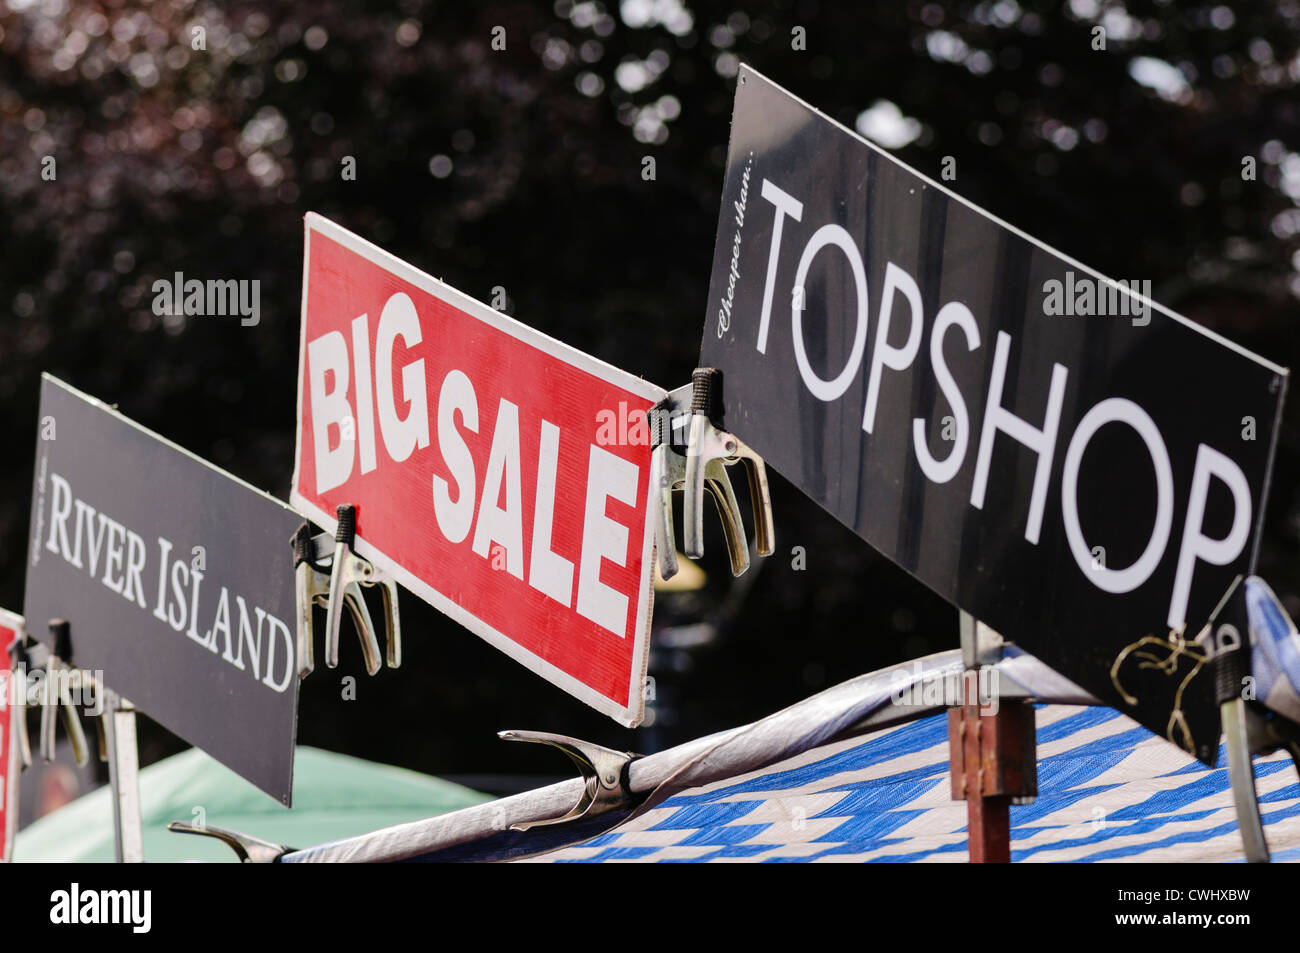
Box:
(291, 214), (665, 727)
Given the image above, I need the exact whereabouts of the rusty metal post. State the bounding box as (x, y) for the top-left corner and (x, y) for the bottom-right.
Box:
(949, 612), (1037, 863)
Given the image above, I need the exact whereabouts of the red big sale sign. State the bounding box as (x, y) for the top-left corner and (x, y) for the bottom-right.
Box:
(0, 609), (22, 863)
(292, 214), (663, 725)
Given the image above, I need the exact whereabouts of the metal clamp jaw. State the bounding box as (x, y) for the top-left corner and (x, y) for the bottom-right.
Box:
(652, 368), (775, 580)
(166, 821), (291, 863)
(39, 620), (89, 767)
(498, 730), (639, 831)
(293, 504), (401, 678)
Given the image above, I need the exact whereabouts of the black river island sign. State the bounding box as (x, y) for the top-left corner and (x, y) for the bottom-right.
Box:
(700, 67), (1288, 763)
(24, 375), (303, 803)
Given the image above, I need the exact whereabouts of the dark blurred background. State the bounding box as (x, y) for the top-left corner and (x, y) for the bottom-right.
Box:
(1, 0), (1298, 798)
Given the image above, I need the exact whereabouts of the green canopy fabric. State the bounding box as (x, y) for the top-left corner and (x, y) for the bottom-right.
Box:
(14, 746), (492, 863)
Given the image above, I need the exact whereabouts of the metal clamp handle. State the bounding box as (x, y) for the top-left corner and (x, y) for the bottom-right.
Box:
(39, 620), (89, 767)
(652, 441), (750, 579)
(166, 821), (292, 863)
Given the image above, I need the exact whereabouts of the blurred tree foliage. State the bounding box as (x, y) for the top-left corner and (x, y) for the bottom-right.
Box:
(0, 0), (1298, 781)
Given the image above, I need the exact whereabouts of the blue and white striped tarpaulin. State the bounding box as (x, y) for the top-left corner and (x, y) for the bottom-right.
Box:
(277, 638), (1300, 863)
(528, 704), (1300, 863)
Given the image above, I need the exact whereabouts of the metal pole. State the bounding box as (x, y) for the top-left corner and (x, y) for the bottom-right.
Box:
(103, 690), (144, 863)
(1222, 698), (1270, 862)
(963, 769), (1011, 863)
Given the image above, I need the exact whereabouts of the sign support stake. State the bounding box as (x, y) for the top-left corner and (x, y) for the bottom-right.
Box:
(103, 688), (143, 863)
(949, 611), (1037, 863)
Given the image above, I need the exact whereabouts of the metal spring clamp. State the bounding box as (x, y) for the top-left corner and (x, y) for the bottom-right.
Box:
(498, 730), (639, 831)
(651, 367), (774, 580)
(293, 504), (401, 678)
